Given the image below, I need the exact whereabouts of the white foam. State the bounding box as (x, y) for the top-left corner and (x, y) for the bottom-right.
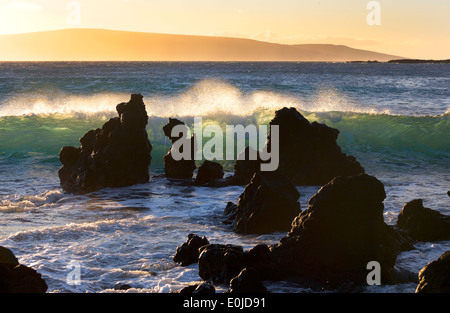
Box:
(0, 79), (388, 118)
(0, 189), (64, 213)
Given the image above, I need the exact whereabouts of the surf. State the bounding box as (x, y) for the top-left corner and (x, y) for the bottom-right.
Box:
(0, 81), (448, 168)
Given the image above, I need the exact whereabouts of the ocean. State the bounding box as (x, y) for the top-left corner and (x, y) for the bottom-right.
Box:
(0, 62), (448, 293)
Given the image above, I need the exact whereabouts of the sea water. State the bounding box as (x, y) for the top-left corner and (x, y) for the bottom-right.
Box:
(0, 62), (449, 293)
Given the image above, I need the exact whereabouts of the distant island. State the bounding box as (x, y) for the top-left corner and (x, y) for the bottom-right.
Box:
(0, 28), (402, 62)
(388, 59), (450, 64)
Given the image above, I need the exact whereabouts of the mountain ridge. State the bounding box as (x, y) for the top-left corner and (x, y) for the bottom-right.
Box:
(0, 28), (403, 61)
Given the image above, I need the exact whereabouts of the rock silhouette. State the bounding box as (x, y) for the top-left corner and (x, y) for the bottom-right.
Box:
(232, 107), (365, 186)
(162, 118), (196, 179)
(271, 174), (413, 287)
(194, 160), (224, 185)
(58, 94), (152, 194)
(225, 170), (301, 234)
(397, 199), (450, 242)
(0, 246), (48, 293)
(416, 251), (450, 293)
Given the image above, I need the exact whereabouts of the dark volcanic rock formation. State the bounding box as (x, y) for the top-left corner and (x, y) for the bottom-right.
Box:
(225, 170), (301, 234)
(176, 282), (216, 294)
(271, 174), (413, 287)
(397, 199), (450, 242)
(162, 118), (196, 179)
(197, 243), (277, 284)
(58, 94), (152, 194)
(232, 107), (365, 186)
(228, 267), (268, 293)
(232, 147), (263, 185)
(173, 234), (210, 267)
(266, 107), (365, 186)
(194, 160), (224, 185)
(416, 251), (450, 293)
(0, 246), (48, 293)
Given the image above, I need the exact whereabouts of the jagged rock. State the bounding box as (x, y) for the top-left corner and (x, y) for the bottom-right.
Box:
(225, 170), (301, 234)
(0, 246), (19, 265)
(271, 174), (413, 287)
(0, 246), (48, 293)
(228, 267), (268, 293)
(223, 202), (238, 224)
(194, 160), (224, 185)
(173, 234), (210, 266)
(397, 199), (450, 242)
(416, 251), (450, 293)
(232, 107), (365, 186)
(197, 243), (277, 285)
(162, 118), (196, 179)
(58, 94), (152, 194)
(267, 107), (365, 186)
(232, 147), (263, 185)
(198, 244), (246, 284)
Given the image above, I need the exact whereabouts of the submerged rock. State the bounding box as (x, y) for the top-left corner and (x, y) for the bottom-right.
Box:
(271, 174), (413, 287)
(58, 94), (152, 194)
(225, 170), (301, 234)
(416, 251), (450, 293)
(232, 107), (365, 186)
(397, 199), (450, 242)
(163, 118), (196, 179)
(176, 282), (216, 294)
(0, 246), (48, 293)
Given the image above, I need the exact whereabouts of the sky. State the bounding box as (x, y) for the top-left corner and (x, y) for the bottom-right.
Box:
(0, 0), (449, 59)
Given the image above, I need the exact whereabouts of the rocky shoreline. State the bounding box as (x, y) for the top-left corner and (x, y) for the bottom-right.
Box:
(2, 94), (448, 294)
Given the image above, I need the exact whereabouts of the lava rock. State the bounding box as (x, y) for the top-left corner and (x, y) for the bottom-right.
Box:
(0, 246), (48, 293)
(268, 107), (365, 185)
(271, 174), (413, 287)
(177, 282), (216, 294)
(225, 170), (301, 234)
(163, 118), (196, 179)
(0, 246), (19, 265)
(194, 160), (224, 185)
(173, 234), (210, 266)
(228, 267), (268, 293)
(197, 243), (277, 285)
(416, 251), (450, 293)
(232, 147), (263, 185)
(234, 107), (365, 186)
(198, 244), (246, 284)
(114, 283), (133, 291)
(397, 199), (450, 242)
(58, 94), (152, 194)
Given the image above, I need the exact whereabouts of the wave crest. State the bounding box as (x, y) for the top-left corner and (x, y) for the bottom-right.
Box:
(0, 79), (392, 118)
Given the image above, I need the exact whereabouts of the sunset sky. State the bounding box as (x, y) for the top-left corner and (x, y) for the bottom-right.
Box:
(0, 0), (449, 59)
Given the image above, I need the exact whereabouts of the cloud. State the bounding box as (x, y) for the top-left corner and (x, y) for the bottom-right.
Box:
(6, 1), (43, 11)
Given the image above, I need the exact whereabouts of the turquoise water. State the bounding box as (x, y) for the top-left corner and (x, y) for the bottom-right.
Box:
(0, 62), (448, 293)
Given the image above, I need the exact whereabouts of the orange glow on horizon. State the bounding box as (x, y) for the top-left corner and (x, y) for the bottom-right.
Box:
(0, 0), (449, 60)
